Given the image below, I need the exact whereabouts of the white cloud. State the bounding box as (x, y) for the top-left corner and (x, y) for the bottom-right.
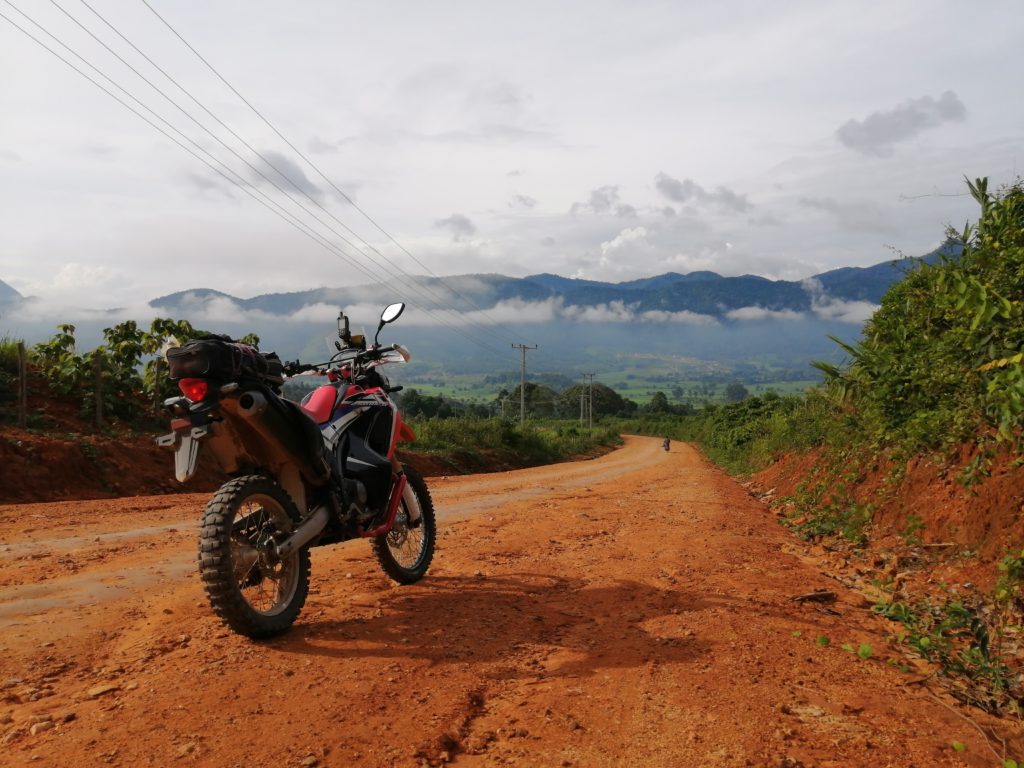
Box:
(563, 300), (636, 323)
(725, 306), (804, 321)
(600, 226), (649, 256)
(639, 309), (719, 325)
(802, 278), (879, 323)
(290, 302), (343, 323)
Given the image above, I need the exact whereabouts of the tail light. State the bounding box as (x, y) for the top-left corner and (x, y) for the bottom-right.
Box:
(178, 378), (210, 402)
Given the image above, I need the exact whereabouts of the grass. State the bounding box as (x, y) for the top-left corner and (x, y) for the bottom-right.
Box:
(0, 334), (23, 374)
(407, 416), (622, 470)
(0, 335), (25, 411)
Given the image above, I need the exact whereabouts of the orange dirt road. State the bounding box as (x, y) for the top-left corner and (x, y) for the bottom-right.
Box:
(0, 436), (1017, 767)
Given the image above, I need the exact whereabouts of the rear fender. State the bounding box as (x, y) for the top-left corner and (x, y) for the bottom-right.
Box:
(156, 424), (210, 483)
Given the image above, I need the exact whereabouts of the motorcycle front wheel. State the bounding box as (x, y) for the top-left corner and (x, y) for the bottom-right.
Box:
(372, 464), (436, 584)
(198, 475), (310, 639)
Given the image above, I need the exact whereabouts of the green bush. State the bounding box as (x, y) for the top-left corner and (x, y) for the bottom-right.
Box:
(816, 177), (1024, 464)
(609, 391), (833, 474)
(408, 416), (621, 469)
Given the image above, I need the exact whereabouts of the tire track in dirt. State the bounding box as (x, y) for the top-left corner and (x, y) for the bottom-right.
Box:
(1, 436), (1019, 767)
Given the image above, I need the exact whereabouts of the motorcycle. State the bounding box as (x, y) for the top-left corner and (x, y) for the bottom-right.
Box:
(156, 302), (435, 638)
(663, 438), (670, 452)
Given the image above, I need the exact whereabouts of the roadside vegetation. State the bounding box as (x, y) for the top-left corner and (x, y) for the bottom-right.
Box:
(658, 177), (1024, 716)
(675, 178), (1024, 500)
(0, 322), (623, 472)
(408, 417), (621, 472)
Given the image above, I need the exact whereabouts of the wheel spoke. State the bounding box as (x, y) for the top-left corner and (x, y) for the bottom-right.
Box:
(386, 506), (426, 569)
(227, 493), (298, 616)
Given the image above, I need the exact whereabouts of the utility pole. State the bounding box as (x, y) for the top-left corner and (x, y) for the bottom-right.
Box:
(511, 344), (538, 426)
(583, 372), (596, 430)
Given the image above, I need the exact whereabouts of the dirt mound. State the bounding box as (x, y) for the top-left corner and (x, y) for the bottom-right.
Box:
(0, 426), (223, 502)
(0, 426), (616, 506)
(751, 443), (1024, 563)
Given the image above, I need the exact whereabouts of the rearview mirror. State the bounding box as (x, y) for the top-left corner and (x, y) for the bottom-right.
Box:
(375, 302), (405, 346)
(380, 302), (405, 324)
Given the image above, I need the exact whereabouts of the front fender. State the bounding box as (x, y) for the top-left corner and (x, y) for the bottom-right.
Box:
(397, 420), (416, 442)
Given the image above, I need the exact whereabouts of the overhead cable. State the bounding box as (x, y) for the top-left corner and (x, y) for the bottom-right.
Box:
(80, 0), (520, 348)
(39, 0), (509, 357)
(0, 4), (509, 361)
(134, 0), (532, 346)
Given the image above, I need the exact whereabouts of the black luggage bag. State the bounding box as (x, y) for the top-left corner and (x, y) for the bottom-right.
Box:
(166, 335), (285, 387)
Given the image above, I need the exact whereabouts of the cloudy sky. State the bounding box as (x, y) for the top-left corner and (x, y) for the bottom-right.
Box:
(1, 0), (1022, 308)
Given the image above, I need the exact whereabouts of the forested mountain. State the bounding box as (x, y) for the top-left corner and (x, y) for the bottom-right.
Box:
(149, 246), (956, 319)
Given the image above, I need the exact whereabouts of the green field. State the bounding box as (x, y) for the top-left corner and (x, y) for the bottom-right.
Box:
(399, 368), (818, 406)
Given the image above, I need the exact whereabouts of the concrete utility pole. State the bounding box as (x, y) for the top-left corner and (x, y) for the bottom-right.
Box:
(511, 344), (538, 426)
(583, 372), (596, 430)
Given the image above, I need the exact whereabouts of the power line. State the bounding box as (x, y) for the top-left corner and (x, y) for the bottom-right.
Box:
(19, 1), (509, 359)
(0, 5), (509, 359)
(0, 10), (397, 303)
(134, 0), (529, 346)
(83, 0), (520, 348)
(57, 0), (496, 344)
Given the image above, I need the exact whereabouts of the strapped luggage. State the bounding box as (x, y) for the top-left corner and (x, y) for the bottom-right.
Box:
(166, 335), (284, 387)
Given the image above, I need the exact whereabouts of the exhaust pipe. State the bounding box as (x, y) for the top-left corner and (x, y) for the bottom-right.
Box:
(274, 505), (329, 559)
(237, 390), (268, 416)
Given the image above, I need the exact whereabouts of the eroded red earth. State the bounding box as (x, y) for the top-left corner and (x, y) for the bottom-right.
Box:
(1, 437), (1020, 766)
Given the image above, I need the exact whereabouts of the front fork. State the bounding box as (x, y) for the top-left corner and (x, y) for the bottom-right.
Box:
(390, 454), (422, 527)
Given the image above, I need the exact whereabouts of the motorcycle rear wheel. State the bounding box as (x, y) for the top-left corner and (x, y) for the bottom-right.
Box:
(372, 464), (436, 584)
(198, 475), (310, 638)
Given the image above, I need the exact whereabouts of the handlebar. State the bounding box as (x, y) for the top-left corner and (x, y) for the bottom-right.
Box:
(283, 361), (317, 376)
(285, 346), (393, 377)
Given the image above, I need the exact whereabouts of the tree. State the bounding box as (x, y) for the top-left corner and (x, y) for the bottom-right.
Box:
(647, 391), (671, 413)
(724, 382), (750, 403)
(398, 388), (455, 418)
(560, 382), (632, 417)
(508, 382), (560, 418)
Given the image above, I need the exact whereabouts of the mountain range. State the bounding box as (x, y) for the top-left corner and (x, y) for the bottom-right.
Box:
(0, 280), (21, 303)
(1, 245), (958, 383)
(148, 246), (953, 321)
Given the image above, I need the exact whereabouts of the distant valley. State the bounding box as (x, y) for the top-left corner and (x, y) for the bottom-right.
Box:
(0, 245), (956, 400)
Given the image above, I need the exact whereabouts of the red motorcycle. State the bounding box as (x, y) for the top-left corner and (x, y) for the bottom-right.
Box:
(157, 302), (435, 638)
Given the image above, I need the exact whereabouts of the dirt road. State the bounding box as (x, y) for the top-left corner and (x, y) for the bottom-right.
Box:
(0, 437), (1017, 767)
